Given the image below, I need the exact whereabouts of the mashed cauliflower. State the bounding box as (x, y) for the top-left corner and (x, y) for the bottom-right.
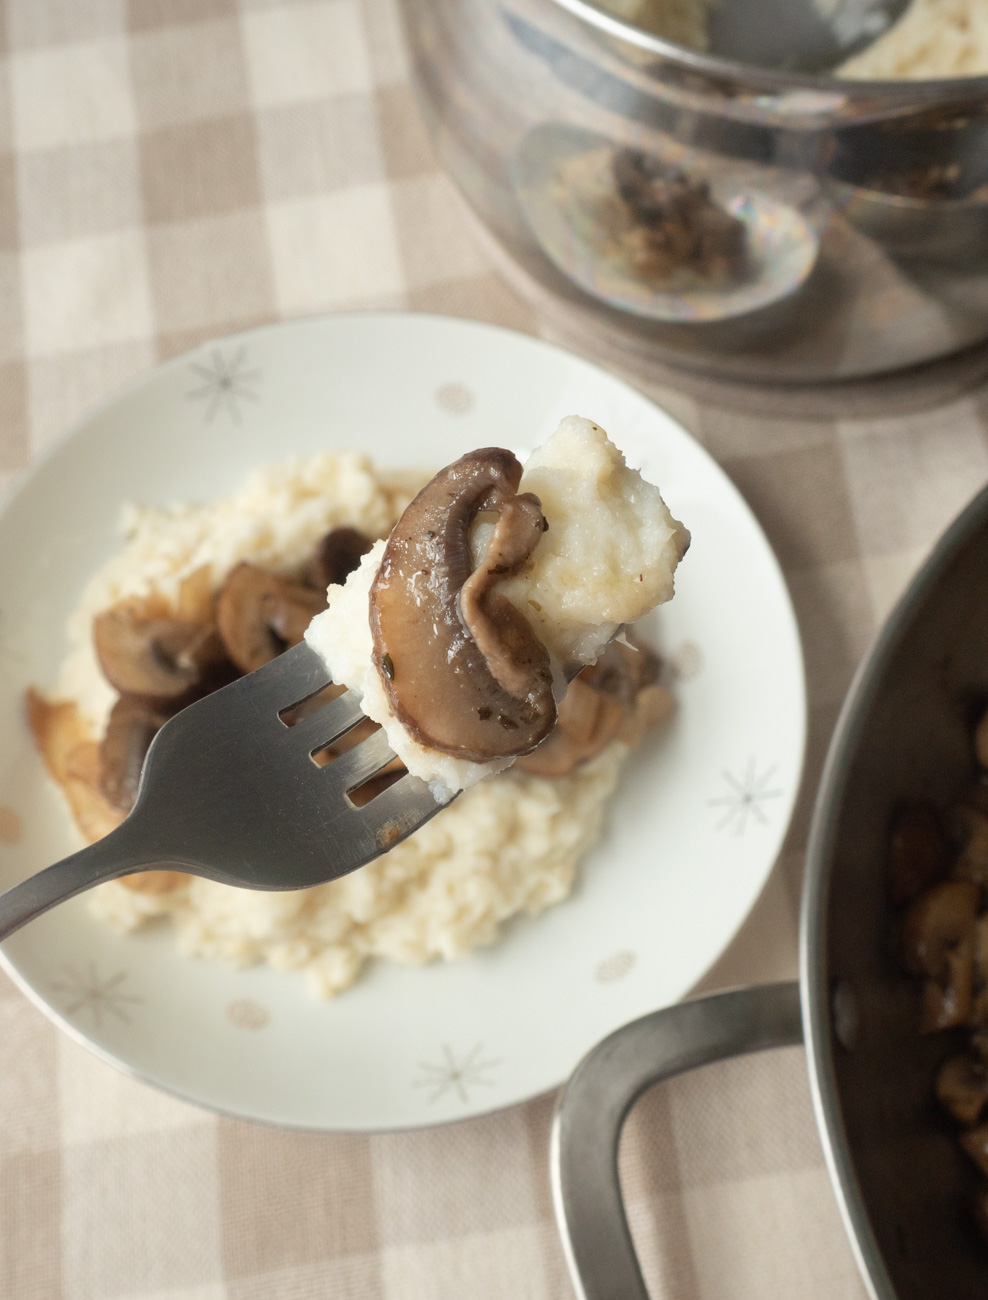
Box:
(93, 746), (625, 997)
(46, 444), (678, 998)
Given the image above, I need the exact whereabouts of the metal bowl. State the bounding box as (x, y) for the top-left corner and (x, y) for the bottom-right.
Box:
(551, 483), (988, 1299)
(400, 0), (988, 382)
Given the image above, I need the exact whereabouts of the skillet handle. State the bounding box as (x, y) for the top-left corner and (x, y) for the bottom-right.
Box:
(550, 981), (803, 1300)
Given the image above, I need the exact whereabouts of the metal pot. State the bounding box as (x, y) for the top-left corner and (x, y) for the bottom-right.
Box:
(552, 482), (988, 1299)
(401, 0), (988, 382)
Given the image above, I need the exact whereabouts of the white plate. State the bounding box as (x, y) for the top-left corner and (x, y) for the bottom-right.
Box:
(0, 313), (805, 1131)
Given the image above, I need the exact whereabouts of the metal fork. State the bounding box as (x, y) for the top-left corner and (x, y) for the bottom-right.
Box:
(0, 643), (449, 941)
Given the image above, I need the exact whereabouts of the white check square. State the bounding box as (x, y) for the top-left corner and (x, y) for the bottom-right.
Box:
(10, 37), (136, 152)
(243, 0), (373, 105)
(22, 229), (153, 356)
(266, 187), (403, 312)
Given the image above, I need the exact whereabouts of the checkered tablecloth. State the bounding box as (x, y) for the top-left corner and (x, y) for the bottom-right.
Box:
(3, 2), (988, 1297)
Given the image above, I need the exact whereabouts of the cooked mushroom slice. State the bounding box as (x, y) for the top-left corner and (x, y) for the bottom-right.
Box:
(951, 806), (988, 887)
(98, 695), (169, 813)
(119, 870), (185, 895)
(973, 1188), (988, 1245)
(369, 448), (556, 761)
(314, 527), (373, 589)
(976, 706), (988, 771)
(175, 564), (215, 624)
(216, 562), (327, 673)
(618, 683), (675, 748)
(971, 913), (988, 1026)
(517, 639), (672, 779)
(515, 675), (626, 778)
(901, 881), (979, 1031)
(94, 603), (228, 703)
(886, 799), (950, 905)
(26, 691), (125, 844)
(960, 1125), (988, 1179)
(937, 1054), (988, 1126)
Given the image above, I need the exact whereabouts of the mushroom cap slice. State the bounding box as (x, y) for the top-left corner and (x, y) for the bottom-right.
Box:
(26, 690), (125, 844)
(99, 695), (169, 813)
(94, 604), (227, 702)
(901, 880), (979, 976)
(886, 799), (950, 905)
(369, 447), (556, 762)
(517, 637), (671, 779)
(936, 1054), (988, 1126)
(316, 527), (373, 589)
(216, 562), (327, 673)
(960, 1125), (988, 1179)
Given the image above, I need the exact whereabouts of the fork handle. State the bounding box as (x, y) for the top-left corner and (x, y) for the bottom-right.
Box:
(0, 817), (159, 942)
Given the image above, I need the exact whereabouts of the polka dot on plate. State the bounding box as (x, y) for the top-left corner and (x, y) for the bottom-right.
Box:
(226, 998), (271, 1030)
(594, 950), (636, 984)
(671, 641), (702, 680)
(435, 382), (474, 415)
(0, 805), (23, 846)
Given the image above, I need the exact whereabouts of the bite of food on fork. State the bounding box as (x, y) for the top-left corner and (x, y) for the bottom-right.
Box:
(1, 416), (688, 943)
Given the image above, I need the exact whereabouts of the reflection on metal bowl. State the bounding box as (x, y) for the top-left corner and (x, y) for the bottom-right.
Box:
(399, 0), (988, 382)
(512, 124), (820, 322)
(833, 182), (988, 265)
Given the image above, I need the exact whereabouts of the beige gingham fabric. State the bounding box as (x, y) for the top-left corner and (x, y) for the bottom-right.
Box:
(2, 2), (988, 1297)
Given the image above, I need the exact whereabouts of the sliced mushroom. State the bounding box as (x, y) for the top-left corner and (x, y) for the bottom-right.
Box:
(517, 638), (670, 779)
(458, 491), (550, 700)
(972, 1188), (988, 1245)
(618, 683), (675, 748)
(118, 870), (185, 895)
(98, 695), (169, 813)
(951, 806), (988, 886)
(314, 527), (373, 589)
(975, 706), (988, 771)
(960, 1125), (988, 1178)
(937, 1054), (988, 1126)
(175, 564), (215, 624)
(971, 913), (988, 1026)
(62, 740), (128, 845)
(886, 799), (950, 905)
(369, 448), (556, 761)
(902, 881), (979, 1032)
(94, 602), (229, 703)
(901, 881), (980, 977)
(216, 562), (327, 673)
(26, 691), (125, 844)
(515, 675), (627, 778)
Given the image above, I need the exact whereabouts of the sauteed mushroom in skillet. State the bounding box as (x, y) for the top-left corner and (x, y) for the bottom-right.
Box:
(888, 705), (988, 1241)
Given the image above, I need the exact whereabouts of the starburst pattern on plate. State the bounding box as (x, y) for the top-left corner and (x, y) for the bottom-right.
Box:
(186, 346), (260, 423)
(708, 758), (784, 835)
(413, 1042), (501, 1104)
(51, 963), (142, 1028)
